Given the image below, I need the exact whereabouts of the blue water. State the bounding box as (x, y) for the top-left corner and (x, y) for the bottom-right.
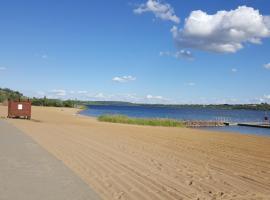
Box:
(80, 105), (270, 136)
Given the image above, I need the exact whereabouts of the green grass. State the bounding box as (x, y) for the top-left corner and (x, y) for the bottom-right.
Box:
(98, 115), (185, 127)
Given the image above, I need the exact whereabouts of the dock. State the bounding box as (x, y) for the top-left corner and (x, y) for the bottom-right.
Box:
(237, 122), (270, 129)
(224, 121), (270, 129)
(186, 121), (270, 129)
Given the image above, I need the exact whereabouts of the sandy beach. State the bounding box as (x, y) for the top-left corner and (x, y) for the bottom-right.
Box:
(0, 105), (270, 200)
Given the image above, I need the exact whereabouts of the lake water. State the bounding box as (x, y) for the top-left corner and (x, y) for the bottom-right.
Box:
(80, 105), (270, 136)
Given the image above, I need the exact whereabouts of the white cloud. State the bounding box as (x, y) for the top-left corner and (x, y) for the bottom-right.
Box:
(159, 51), (171, 56)
(112, 75), (136, 83)
(35, 90), (106, 101)
(94, 93), (106, 98)
(254, 95), (270, 103)
(134, 0), (180, 24)
(50, 89), (67, 96)
(171, 6), (270, 53)
(160, 50), (194, 60)
(175, 50), (193, 59)
(77, 90), (88, 94)
(231, 68), (238, 72)
(146, 94), (164, 100)
(264, 63), (270, 69)
(265, 95), (270, 99)
(0, 67), (7, 71)
(145, 94), (170, 103)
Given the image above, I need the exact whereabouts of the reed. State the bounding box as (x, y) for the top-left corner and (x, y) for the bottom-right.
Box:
(98, 115), (185, 127)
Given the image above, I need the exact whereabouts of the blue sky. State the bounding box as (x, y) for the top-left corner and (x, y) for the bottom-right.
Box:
(0, 0), (270, 104)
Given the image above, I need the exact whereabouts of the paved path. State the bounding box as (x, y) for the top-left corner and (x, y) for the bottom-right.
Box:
(0, 120), (100, 200)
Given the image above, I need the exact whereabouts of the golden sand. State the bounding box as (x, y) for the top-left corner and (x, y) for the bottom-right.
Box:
(1, 105), (270, 200)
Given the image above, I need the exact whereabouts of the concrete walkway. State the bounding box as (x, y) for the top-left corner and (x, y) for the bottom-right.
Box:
(0, 120), (100, 200)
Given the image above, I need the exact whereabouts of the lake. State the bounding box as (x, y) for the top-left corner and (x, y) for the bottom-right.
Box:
(80, 105), (270, 136)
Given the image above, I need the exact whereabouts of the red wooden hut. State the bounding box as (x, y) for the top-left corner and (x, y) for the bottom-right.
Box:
(8, 99), (31, 120)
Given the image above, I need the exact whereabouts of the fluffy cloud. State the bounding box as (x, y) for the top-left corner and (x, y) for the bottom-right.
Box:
(94, 93), (106, 98)
(145, 94), (170, 103)
(50, 89), (67, 96)
(0, 67), (6, 70)
(254, 95), (270, 103)
(231, 68), (238, 72)
(171, 6), (270, 53)
(175, 50), (193, 59)
(146, 94), (164, 100)
(160, 50), (193, 59)
(112, 75), (136, 83)
(134, 0), (180, 24)
(264, 95), (270, 99)
(264, 63), (270, 69)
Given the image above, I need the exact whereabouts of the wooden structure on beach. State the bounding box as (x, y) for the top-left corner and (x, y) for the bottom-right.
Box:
(7, 99), (31, 120)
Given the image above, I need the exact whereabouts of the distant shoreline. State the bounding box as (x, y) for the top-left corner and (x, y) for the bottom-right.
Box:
(83, 102), (270, 111)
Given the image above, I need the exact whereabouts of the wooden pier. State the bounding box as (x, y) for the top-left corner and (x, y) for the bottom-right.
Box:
(237, 123), (270, 129)
(224, 121), (270, 129)
(186, 121), (270, 129)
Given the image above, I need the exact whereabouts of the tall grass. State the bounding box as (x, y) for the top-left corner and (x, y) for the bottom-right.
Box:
(98, 115), (185, 127)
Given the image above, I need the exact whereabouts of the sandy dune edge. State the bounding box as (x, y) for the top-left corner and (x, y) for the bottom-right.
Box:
(1, 106), (270, 200)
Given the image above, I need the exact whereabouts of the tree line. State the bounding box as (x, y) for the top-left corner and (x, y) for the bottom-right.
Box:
(1, 87), (270, 110)
(0, 88), (23, 102)
(0, 88), (78, 108)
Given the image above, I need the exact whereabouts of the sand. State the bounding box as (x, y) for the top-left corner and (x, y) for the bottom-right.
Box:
(0, 105), (270, 200)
